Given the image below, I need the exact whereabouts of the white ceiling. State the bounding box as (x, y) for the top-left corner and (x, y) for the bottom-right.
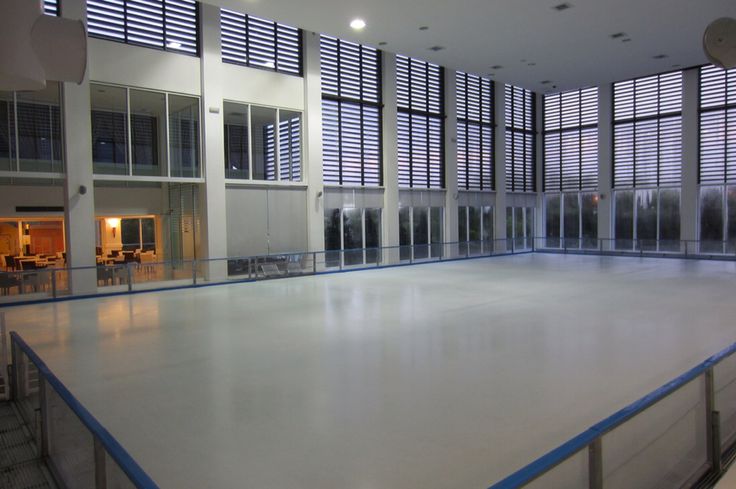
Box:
(211, 0), (736, 93)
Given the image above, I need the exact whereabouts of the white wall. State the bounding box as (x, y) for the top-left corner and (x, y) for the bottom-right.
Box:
(0, 185), (65, 217)
(94, 186), (165, 216)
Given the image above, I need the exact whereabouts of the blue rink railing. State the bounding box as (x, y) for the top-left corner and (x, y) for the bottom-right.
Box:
(1, 237), (735, 306)
(488, 340), (736, 489)
(9, 331), (159, 489)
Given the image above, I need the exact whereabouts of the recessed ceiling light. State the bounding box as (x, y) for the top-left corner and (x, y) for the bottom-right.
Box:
(610, 32), (627, 39)
(540, 80), (552, 85)
(378, 41), (387, 46)
(622, 38), (632, 43)
(350, 18), (366, 30)
(428, 46), (445, 52)
(491, 65), (503, 70)
(528, 62), (536, 66)
(552, 3), (572, 11)
(167, 41), (181, 49)
(652, 54), (668, 59)
(419, 26), (429, 31)
(672, 63), (682, 68)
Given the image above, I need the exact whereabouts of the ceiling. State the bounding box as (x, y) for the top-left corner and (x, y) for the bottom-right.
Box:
(211, 0), (736, 93)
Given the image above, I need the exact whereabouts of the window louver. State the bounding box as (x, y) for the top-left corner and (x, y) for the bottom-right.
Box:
(613, 71), (682, 188)
(321, 35), (382, 186)
(397, 55), (444, 189)
(279, 115), (301, 181)
(700, 65), (736, 184)
(221, 9), (302, 76)
(44, 0), (59, 16)
(544, 87), (598, 192)
(505, 85), (536, 192)
(87, 0), (199, 55)
(457, 72), (494, 191)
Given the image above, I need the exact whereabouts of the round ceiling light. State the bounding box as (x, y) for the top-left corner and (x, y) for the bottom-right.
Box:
(350, 18), (366, 30)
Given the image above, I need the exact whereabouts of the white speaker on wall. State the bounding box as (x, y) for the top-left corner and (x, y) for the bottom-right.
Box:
(0, 0), (87, 91)
(704, 17), (736, 70)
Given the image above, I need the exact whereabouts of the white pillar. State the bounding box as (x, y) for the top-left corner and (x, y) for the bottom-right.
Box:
(62, 0), (96, 294)
(198, 3), (228, 280)
(382, 53), (400, 262)
(444, 69), (459, 244)
(303, 31), (326, 255)
(597, 82), (613, 246)
(494, 82), (508, 248)
(681, 68), (700, 243)
(535, 92), (545, 243)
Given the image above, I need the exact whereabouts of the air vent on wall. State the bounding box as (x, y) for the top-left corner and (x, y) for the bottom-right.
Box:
(16, 206), (64, 212)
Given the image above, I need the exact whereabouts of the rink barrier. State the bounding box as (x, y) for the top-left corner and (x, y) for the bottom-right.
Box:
(9, 331), (159, 489)
(488, 339), (736, 489)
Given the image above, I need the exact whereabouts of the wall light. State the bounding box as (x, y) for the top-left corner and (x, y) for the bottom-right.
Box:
(106, 217), (121, 237)
(350, 18), (366, 31)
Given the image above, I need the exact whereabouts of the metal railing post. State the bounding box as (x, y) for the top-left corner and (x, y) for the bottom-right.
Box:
(94, 437), (107, 489)
(51, 269), (57, 299)
(192, 260), (198, 286)
(126, 264), (132, 293)
(588, 437), (603, 489)
(313, 253), (318, 274)
(705, 367), (722, 476)
(39, 376), (49, 458)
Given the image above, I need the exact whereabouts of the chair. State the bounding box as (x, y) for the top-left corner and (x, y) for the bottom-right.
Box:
(260, 263), (284, 278)
(2, 255), (15, 271)
(19, 260), (41, 293)
(0, 273), (20, 295)
(97, 267), (114, 286)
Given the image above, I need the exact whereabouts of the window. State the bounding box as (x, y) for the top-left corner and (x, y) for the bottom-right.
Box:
(91, 84), (201, 178)
(458, 205), (494, 255)
(506, 207), (534, 249)
(613, 71), (682, 188)
(399, 206), (443, 260)
(44, 0), (59, 16)
(699, 186), (736, 253)
(120, 217), (156, 251)
(505, 85), (536, 192)
(323, 208), (381, 267)
(544, 193), (598, 249)
(223, 102), (302, 182)
(87, 0), (199, 55)
(321, 36), (382, 186)
(543, 87), (598, 192)
(397, 56), (445, 189)
(700, 66), (735, 184)
(614, 188), (680, 251)
(456, 73), (494, 190)
(221, 10), (302, 75)
(0, 83), (63, 173)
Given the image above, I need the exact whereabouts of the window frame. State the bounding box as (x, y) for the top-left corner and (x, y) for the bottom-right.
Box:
(505, 85), (537, 193)
(699, 65), (736, 185)
(456, 72), (495, 191)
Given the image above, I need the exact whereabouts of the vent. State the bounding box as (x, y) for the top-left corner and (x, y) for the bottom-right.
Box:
(610, 32), (627, 39)
(552, 3), (572, 11)
(652, 54), (668, 59)
(491, 64), (503, 70)
(16, 206), (64, 213)
(428, 46), (445, 52)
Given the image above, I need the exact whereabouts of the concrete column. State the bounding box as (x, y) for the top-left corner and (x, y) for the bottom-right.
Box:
(62, 0), (96, 294)
(382, 53), (400, 260)
(681, 68), (700, 243)
(444, 69), (459, 244)
(198, 3), (228, 280)
(597, 83), (613, 246)
(302, 31), (326, 257)
(494, 82), (508, 248)
(535, 92), (545, 243)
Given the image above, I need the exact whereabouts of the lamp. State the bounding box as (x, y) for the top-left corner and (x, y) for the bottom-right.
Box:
(106, 217), (120, 238)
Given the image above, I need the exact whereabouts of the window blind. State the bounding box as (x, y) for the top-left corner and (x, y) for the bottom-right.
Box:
(457, 72), (494, 191)
(505, 85), (536, 192)
(700, 65), (736, 184)
(44, 0), (59, 16)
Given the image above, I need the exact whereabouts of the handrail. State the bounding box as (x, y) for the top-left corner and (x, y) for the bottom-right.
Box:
(10, 331), (159, 489)
(488, 340), (736, 488)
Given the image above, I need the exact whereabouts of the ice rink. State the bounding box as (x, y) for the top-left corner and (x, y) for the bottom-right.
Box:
(4, 254), (736, 488)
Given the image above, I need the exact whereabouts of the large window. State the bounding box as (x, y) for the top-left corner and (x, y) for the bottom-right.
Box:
(458, 205), (494, 255)
(321, 36), (382, 186)
(0, 83), (63, 174)
(506, 207), (534, 250)
(505, 85), (536, 192)
(613, 71), (682, 249)
(457, 73), (494, 190)
(399, 206), (443, 260)
(397, 56), (445, 189)
(223, 102), (302, 182)
(699, 66), (736, 253)
(544, 193), (598, 249)
(324, 208), (381, 267)
(221, 10), (302, 76)
(91, 84), (201, 178)
(87, 0), (199, 55)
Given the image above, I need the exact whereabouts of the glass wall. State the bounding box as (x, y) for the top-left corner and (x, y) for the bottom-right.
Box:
(91, 84), (201, 179)
(700, 185), (736, 254)
(545, 193), (598, 249)
(0, 219), (65, 270)
(224, 103), (249, 179)
(458, 205), (494, 254)
(0, 83), (63, 173)
(614, 188), (680, 251)
(506, 207), (533, 250)
(398, 206), (443, 261)
(322, 208), (382, 267)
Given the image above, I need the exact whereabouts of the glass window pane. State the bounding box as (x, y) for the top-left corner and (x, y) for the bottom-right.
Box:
(468, 207), (481, 241)
(581, 193), (598, 248)
(251, 106), (277, 181)
(430, 207), (442, 257)
(659, 188), (680, 250)
(413, 207), (429, 259)
(365, 208), (380, 263)
(121, 219), (140, 251)
(130, 89), (166, 177)
(224, 102), (249, 179)
(279, 110), (301, 182)
(515, 208), (524, 239)
(728, 186), (736, 253)
(482, 206), (494, 242)
(546, 194), (561, 248)
(615, 190), (634, 248)
(399, 206), (411, 261)
(343, 208), (363, 265)
(141, 218), (155, 251)
(458, 206), (467, 242)
(506, 207), (513, 238)
(564, 193), (580, 246)
(637, 189), (658, 249)
(525, 207), (534, 242)
(0, 92), (13, 171)
(91, 84), (128, 175)
(169, 94), (200, 178)
(16, 82), (62, 173)
(323, 209), (341, 267)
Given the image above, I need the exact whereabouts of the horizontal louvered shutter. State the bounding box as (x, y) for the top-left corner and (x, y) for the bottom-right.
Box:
(613, 71), (682, 188)
(505, 85), (536, 192)
(44, 0), (59, 16)
(700, 65), (736, 184)
(543, 87), (598, 192)
(457, 72), (494, 191)
(396, 55), (444, 189)
(87, 0), (198, 55)
(221, 9), (301, 75)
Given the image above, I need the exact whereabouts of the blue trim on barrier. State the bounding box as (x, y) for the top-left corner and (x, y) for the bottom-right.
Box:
(488, 340), (736, 489)
(0, 251), (532, 309)
(10, 332), (159, 489)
